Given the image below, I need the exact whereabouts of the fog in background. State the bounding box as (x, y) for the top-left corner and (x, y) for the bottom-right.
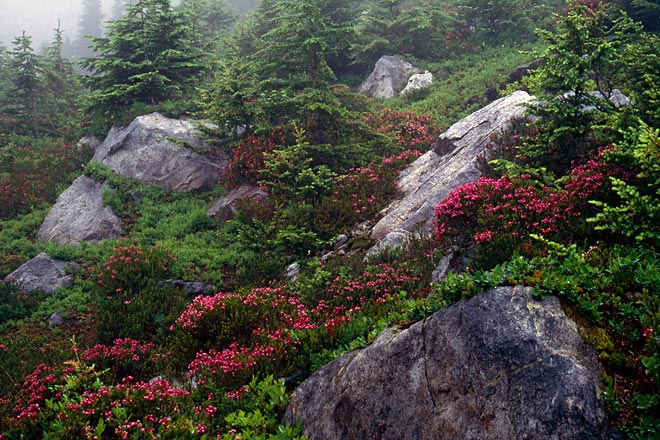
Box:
(0, 0), (108, 49)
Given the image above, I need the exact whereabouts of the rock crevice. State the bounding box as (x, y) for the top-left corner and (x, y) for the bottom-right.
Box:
(370, 91), (534, 251)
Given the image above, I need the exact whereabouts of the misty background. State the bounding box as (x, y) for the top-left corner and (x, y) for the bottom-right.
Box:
(0, 0), (255, 52)
(0, 0), (123, 49)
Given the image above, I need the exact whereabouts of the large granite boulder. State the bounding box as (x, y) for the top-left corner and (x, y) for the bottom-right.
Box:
(92, 112), (229, 192)
(5, 253), (79, 294)
(357, 56), (419, 99)
(37, 175), (122, 246)
(400, 71), (433, 96)
(284, 286), (610, 440)
(370, 90), (534, 249)
(207, 183), (269, 221)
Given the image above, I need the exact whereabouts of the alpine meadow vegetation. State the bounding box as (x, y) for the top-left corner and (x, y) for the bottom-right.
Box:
(1, 0), (659, 437)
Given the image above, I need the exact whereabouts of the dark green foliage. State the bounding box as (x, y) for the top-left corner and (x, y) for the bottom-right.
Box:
(590, 125), (660, 249)
(1, 0), (659, 435)
(457, 0), (559, 43)
(523, 3), (651, 173)
(0, 281), (47, 329)
(5, 32), (41, 134)
(176, 0), (237, 53)
(0, 26), (81, 137)
(351, 0), (459, 67)
(40, 22), (82, 138)
(81, 0), (210, 129)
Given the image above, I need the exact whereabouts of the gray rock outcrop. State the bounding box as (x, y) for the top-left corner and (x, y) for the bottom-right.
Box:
(357, 56), (419, 99)
(400, 71), (433, 96)
(5, 253), (79, 294)
(370, 90), (534, 249)
(284, 286), (609, 440)
(92, 112), (229, 192)
(207, 184), (268, 221)
(48, 312), (66, 326)
(37, 175), (122, 246)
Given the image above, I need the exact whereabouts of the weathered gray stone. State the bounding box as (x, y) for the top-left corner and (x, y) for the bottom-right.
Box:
(370, 91), (534, 250)
(400, 71), (433, 96)
(357, 56), (419, 99)
(37, 175), (122, 246)
(77, 135), (100, 152)
(5, 253), (79, 294)
(48, 311), (66, 326)
(157, 280), (216, 297)
(285, 262), (300, 282)
(284, 286), (609, 440)
(430, 246), (457, 283)
(93, 112), (229, 192)
(505, 59), (544, 85)
(561, 89), (631, 112)
(207, 184), (268, 221)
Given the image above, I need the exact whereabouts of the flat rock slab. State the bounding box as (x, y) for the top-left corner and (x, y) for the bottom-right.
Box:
(370, 90), (534, 250)
(37, 175), (122, 247)
(6, 253), (79, 294)
(92, 112), (229, 192)
(285, 286), (610, 440)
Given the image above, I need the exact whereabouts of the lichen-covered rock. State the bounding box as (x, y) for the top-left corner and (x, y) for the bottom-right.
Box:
(92, 112), (228, 192)
(207, 184), (268, 221)
(370, 91), (534, 250)
(357, 56), (419, 99)
(284, 286), (610, 440)
(5, 253), (79, 294)
(37, 175), (122, 246)
(400, 71), (433, 95)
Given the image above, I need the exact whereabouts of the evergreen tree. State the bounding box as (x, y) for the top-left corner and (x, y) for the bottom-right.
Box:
(350, 0), (457, 67)
(41, 21), (80, 137)
(6, 31), (42, 134)
(177, 0), (236, 49)
(254, 0), (336, 88)
(81, 0), (210, 128)
(0, 43), (11, 129)
(77, 0), (104, 58)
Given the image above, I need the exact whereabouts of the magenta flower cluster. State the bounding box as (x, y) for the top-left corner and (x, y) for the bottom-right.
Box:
(435, 148), (618, 258)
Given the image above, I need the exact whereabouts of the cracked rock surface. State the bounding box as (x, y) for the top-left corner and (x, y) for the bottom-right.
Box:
(92, 112), (228, 192)
(283, 286), (610, 440)
(370, 91), (534, 251)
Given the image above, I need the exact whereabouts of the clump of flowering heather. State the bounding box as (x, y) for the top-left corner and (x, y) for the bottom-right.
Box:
(81, 338), (164, 382)
(169, 282), (316, 386)
(223, 126), (289, 185)
(93, 243), (177, 296)
(93, 243), (185, 344)
(169, 262), (420, 389)
(4, 352), (197, 439)
(318, 150), (422, 231)
(0, 138), (89, 219)
(362, 108), (440, 152)
(435, 150), (619, 266)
